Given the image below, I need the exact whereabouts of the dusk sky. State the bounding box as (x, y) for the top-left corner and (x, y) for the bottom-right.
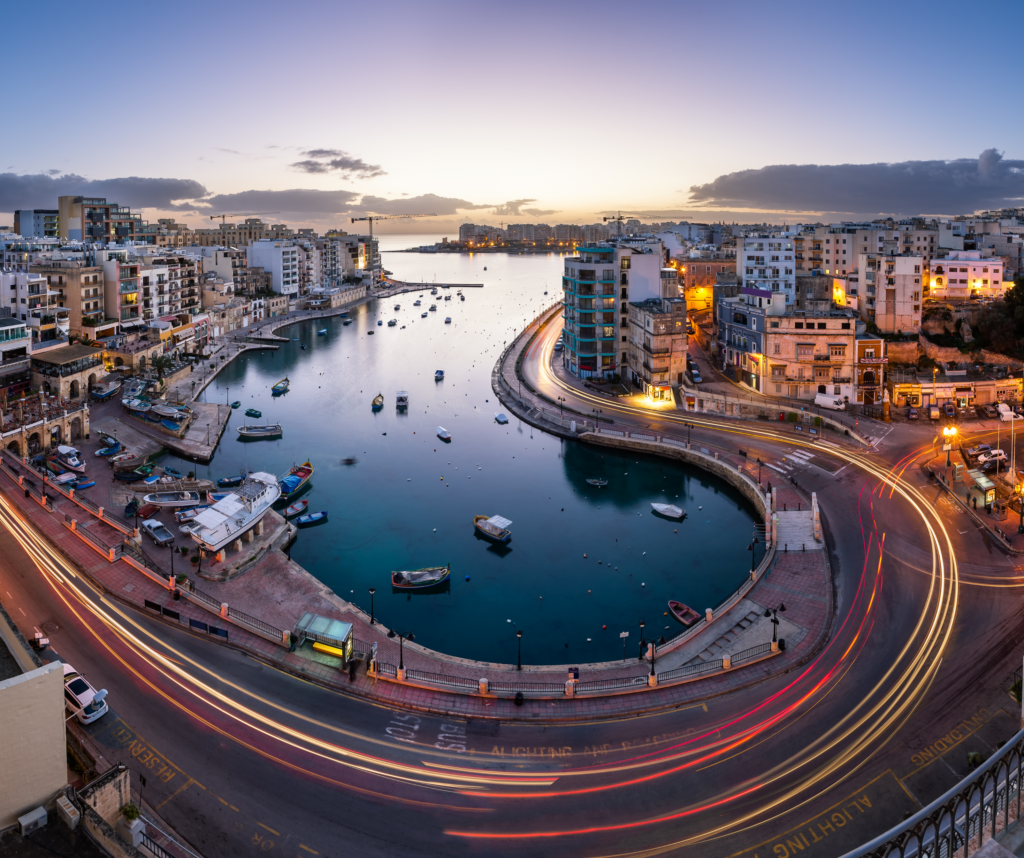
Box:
(4, 0), (1024, 233)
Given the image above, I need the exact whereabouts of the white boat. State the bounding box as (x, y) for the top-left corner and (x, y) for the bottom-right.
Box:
(495, 412), (508, 424)
(445, 317), (452, 324)
(124, 399), (151, 413)
(397, 391), (409, 407)
(435, 370), (444, 381)
(189, 472), (281, 553)
(437, 426), (452, 442)
(142, 491), (202, 507)
(651, 503), (686, 519)
(91, 380), (121, 400)
(55, 445), (87, 473)
(151, 403), (184, 418)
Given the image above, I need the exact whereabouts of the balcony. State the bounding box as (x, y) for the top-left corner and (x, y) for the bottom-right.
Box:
(642, 343), (671, 356)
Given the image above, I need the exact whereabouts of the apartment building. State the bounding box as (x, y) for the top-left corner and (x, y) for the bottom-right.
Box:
(99, 253), (143, 329)
(247, 240), (300, 296)
(29, 261), (107, 338)
(857, 252), (923, 333)
(677, 256), (734, 311)
(626, 297), (688, 399)
(716, 288), (784, 392)
(13, 210), (59, 238)
(0, 236), (64, 270)
(763, 308), (858, 403)
(855, 337), (887, 406)
(929, 250), (1006, 300)
(793, 224), (938, 277)
(975, 233), (1023, 280)
(737, 236), (796, 305)
(57, 195), (142, 242)
(0, 271), (69, 351)
(194, 247), (271, 295)
(555, 224), (583, 243)
(191, 218), (294, 247)
(135, 218), (193, 247)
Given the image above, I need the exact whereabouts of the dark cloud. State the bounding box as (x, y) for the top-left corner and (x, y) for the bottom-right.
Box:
(688, 149), (1024, 215)
(187, 188), (361, 216)
(0, 172), (208, 212)
(290, 149), (386, 179)
(522, 207), (559, 217)
(357, 193), (490, 216)
(490, 199), (538, 216)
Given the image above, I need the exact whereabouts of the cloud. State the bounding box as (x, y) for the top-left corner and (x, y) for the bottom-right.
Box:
(687, 149), (1024, 215)
(0, 172), (208, 213)
(290, 149), (386, 179)
(489, 199), (538, 216)
(522, 207), (559, 217)
(187, 188), (362, 216)
(356, 193), (491, 216)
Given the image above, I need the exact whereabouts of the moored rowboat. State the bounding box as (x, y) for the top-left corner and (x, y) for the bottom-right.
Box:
(283, 499), (309, 518)
(296, 510), (328, 527)
(392, 565), (450, 589)
(473, 514), (512, 543)
(668, 601), (701, 625)
(651, 503), (685, 519)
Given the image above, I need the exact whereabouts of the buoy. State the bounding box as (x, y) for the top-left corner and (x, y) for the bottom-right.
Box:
(587, 638), (591, 642)
(507, 619), (511, 623)
(583, 553), (587, 558)
(642, 551), (646, 556)
(433, 528), (436, 532)
(465, 576), (470, 581)
(602, 624), (607, 629)
(642, 582), (646, 587)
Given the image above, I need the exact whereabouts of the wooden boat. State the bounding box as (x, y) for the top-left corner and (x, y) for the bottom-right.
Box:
(394, 304), (401, 310)
(283, 499), (309, 518)
(421, 312), (428, 318)
(152, 404), (183, 418)
(271, 377), (289, 396)
(230, 401), (241, 408)
(371, 393), (384, 411)
(434, 370), (444, 381)
(95, 441), (121, 457)
(175, 506), (208, 523)
(437, 426), (451, 442)
(295, 510), (328, 527)
(396, 392), (409, 408)
(317, 328), (327, 336)
(237, 424), (283, 439)
(56, 445), (87, 473)
(279, 461), (314, 499)
(368, 330), (375, 335)
(392, 565), (450, 590)
(70, 479), (95, 490)
(460, 294), (465, 301)
(91, 380), (121, 400)
(142, 491), (202, 508)
(162, 418), (185, 431)
(586, 478), (608, 487)
(163, 466), (184, 480)
(115, 464), (155, 481)
(341, 457), (358, 465)
(445, 317), (452, 324)
(387, 319), (397, 327)
(494, 412), (508, 424)
(245, 408), (262, 418)
(110, 451), (137, 465)
(217, 474), (245, 487)
(342, 320), (352, 326)
(651, 503), (685, 519)
(208, 492), (231, 502)
(668, 601), (701, 625)
(473, 514), (512, 543)
(142, 475), (160, 486)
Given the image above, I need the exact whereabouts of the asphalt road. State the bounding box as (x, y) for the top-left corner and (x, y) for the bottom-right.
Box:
(0, 319), (1022, 858)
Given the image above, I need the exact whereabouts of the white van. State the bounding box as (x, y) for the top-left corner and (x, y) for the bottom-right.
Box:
(814, 392), (846, 411)
(998, 402), (1021, 422)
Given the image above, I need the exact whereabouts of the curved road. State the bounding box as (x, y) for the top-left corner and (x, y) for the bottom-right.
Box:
(1, 315), (1022, 858)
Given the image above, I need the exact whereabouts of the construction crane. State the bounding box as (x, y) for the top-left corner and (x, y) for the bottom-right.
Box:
(209, 211), (280, 224)
(350, 214), (437, 285)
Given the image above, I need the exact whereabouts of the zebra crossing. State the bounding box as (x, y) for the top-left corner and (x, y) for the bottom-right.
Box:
(763, 448), (817, 476)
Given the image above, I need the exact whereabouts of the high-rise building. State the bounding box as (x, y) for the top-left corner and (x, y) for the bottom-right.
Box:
(29, 261), (108, 338)
(248, 240), (301, 296)
(737, 236), (796, 306)
(57, 196), (142, 242)
(13, 210), (59, 238)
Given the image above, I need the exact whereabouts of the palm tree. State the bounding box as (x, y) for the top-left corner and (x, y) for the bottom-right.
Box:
(150, 355), (174, 382)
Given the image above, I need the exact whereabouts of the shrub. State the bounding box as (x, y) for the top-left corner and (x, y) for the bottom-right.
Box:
(121, 803), (140, 821)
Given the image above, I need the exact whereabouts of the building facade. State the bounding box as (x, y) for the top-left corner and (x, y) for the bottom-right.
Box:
(626, 297), (687, 398)
(57, 196), (142, 242)
(247, 240), (301, 296)
(857, 252), (923, 333)
(929, 250), (1006, 300)
(13, 210), (59, 238)
(30, 261), (107, 339)
(738, 237), (796, 306)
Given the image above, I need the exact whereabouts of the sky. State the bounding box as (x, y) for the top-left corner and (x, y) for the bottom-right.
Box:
(3, 0), (1024, 235)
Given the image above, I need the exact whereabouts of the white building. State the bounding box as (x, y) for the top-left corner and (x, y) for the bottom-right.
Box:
(0, 270), (68, 347)
(929, 250), (1006, 300)
(857, 252), (923, 333)
(247, 240), (300, 296)
(738, 237), (796, 305)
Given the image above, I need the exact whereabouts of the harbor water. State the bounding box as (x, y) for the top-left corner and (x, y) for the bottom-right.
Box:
(183, 235), (758, 665)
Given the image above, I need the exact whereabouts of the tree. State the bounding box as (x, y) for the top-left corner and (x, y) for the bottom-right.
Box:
(977, 305), (1018, 354)
(150, 355), (174, 381)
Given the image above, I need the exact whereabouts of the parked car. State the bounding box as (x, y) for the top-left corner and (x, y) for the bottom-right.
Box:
(141, 518), (174, 546)
(962, 406), (977, 419)
(929, 406), (941, 420)
(690, 369), (702, 384)
(967, 444), (993, 458)
(982, 405), (999, 419)
(977, 449), (1008, 465)
(907, 408), (919, 420)
(943, 403), (957, 418)
(63, 664), (108, 725)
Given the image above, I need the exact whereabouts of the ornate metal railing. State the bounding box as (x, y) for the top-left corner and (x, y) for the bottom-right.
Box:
(841, 725), (1024, 858)
(405, 669), (478, 691)
(489, 679), (566, 694)
(658, 659), (723, 683)
(575, 674), (648, 693)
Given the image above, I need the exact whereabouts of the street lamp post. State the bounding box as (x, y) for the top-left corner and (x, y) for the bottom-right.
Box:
(649, 637), (656, 676)
(557, 396), (565, 416)
(637, 619), (646, 661)
(516, 629), (523, 670)
(387, 628), (415, 671)
(765, 604), (786, 642)
(1018, 485), (1024, 535)
(368, 587), (376, 624)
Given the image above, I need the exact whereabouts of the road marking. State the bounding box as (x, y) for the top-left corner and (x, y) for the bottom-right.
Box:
(299, 846), (319, 854)
(155, 778), (195, 810)
(5, 591), (11, 599)
(257, 822), (280, 835)
(18, 607), (25, 617)
(904, 707), (996, 774)
(215, 795), (240, 812)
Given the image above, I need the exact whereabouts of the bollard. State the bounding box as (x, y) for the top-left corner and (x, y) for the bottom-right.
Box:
(397, 667), (406, 681)
(479, 678), (489, 695)
(648, 672), (658, 687)
(784, 503), (787, 511)
(785, 543), (788, 552)
(282, 630), (291, 647)
(723, 654), (732, 669)
(220, 602), (228, 618)
(771, 640), (779, 652)
(564, 679), (575, 697)
(705, 608), (713, 623)
(802, 544), (805, 552)
(798, 503), (802, 511)
(167, 575), (174, 591)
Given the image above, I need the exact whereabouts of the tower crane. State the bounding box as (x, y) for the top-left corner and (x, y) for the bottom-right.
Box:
(350, 213), (437, 284)
(209, 211), (280, 224)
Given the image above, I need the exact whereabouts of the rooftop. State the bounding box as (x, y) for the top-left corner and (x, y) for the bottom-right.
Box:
(29, 343), (103, 365)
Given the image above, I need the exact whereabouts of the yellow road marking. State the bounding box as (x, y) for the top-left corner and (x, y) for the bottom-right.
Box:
(258, 822), (280, 835)
(155, 777), (194, 810)
(299, 846), (319, 854)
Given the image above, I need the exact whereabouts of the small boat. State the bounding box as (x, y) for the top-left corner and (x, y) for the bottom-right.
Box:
(494, 412), (508, 424)
(392, 565), (450, 590)
(317, 328), (327, 336)
(91, 380), (121, 400)
(651, 503), (685, 519)
(283, 499), (309, 518)
(396, 391), (409, 408)
(431, 287), (438, 295)
(237, 424), (283, 439)
(372, 393), (384, 411)
(368, 330), (375, 335)
(96, 442), (121, 457)
(279, 461), (314, 499)
(55, 445), (87, 473)
(444, 294), (451, 301)
(341, 457), (358, 465)
(142, 491), (202, 508)
(179, 523), (201, 535)
(292, 337), (299, 341)
(460, 294), (465, 301)
(296, 510), (328, 527)
(142, 475), (160, 486)
(445, 317), (452, 324)
(421, 312), (428, 318)
(437, 426), (451, 442)
(377, 320), (383, 326)
(271, 378), (290, 396)
(394, 304), (401, 311)
(435, 370), (444, 381)
(70, 479), (95, 490)
(429, 304), (437, 311)
(124, 399), (151, 414)
(413, 300), (421, 306)
(473, 514), (512, 543)
(152, 404), (183, 418)
(388, 319), (397, 327)
(175, 506), (208, 523)
(586, 478), (608, 487)
(162, 418), (186, 431)
(114, 465), (152, 481)
(230, 401), (241, 409)
(110, 451), (137, 465)
(208, 492), (231, 502)
(668, 601), (701, 625)
(302, 344), (308, 348)
(217, 475), (245, 487)
(343, 319), (352, 326)
(245, 408), (262, 418)
(483, 266), (487, 270)
(163, 466), (184, 480)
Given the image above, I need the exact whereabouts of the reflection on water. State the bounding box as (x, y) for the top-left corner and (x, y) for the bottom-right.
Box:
(179, 241), (757, 664)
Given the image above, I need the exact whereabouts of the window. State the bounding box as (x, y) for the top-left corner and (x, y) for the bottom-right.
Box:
(770, 321), (779, 328)
(795, 322), (804, 329)
(774, 343), (781, 354)
(841, 322), (850, 329)
(817, 323), (826, 330)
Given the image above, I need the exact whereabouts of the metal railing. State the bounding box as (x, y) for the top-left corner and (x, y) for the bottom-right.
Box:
(658, 659), (723, 683)
(732, 642), (772, 664)
(226, 604), (284, 639)
(489, 679), (566, 694)
(73, 520), (119, 556)
(179, 580), (219, 610)
(405, 669), (478, 691)
(575, 674), (648, 693)
(376, 661), (398, 677)
(841, 725), (1024, 858)
(352, 638), (373, 659)
(141, 834), (175, 858)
